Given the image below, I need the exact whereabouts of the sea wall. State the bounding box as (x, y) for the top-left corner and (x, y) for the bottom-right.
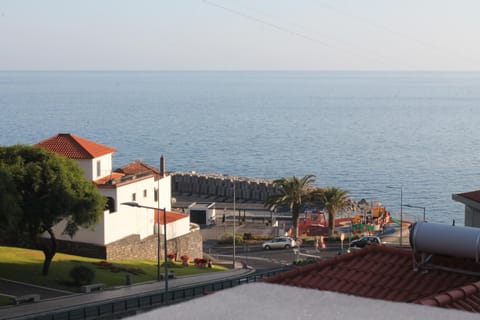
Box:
(172, 172), (278, 202)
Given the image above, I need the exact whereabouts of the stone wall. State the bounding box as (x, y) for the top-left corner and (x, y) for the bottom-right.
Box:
(106, 229), (203, 261)
(172, 172), (279, 202)
(55, 229), (203, 261)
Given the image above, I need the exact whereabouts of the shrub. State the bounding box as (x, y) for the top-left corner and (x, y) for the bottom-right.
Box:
(293, 258), (318, 266)
(193, 258), (208, 268)
(92, 261), (112, 269)
(217, 233), (244, 245)
(69, 265), (96, 286)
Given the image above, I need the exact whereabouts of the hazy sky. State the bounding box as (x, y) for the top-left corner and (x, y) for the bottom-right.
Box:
(1, 0), (480, 71)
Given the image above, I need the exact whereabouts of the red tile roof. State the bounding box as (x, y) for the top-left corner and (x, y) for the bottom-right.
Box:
(36, 133), (117, 159)
(456, 190), (480, 203)
(95, 172), (125, 185)
(117, 161), (159, 176)
(416, 281), (480, 312)
(263, 246), (480, 312)
(95, 161), (160, 188)
(154, 210), (188, 224)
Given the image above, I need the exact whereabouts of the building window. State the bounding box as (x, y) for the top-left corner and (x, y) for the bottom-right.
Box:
(132, 193), (136, 202)
(96, 160), (101, 177)
(105, 197), (116, 213)
(143, 189), (147, 198)
(154, 188), (158, 202)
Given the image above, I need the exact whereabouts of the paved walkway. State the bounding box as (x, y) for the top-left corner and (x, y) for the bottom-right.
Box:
(0, 268), (254, 320)
(0, 278), (71, 300)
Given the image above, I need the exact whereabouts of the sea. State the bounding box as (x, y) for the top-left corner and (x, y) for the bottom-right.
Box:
(1, 71), (480, 225)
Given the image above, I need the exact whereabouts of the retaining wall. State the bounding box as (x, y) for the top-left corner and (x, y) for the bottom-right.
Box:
(56, 229), (203, 261)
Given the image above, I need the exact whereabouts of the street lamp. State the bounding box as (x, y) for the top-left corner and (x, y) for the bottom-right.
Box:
(121, 202), (168, 293)
(387, 186), (403, 247)
(403, 204), (426, 222)
(232, 178), (236, 268)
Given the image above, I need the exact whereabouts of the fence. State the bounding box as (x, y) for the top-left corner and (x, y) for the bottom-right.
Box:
(14, 267), (292, 320)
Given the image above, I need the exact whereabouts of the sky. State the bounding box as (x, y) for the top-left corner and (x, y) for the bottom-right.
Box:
(1, 0), (480, 71)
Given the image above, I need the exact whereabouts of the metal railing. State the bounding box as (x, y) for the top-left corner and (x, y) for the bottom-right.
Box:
(13, 267), (292, 320)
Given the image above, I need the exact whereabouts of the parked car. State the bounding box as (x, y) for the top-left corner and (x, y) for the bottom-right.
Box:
(350, 236), (382, 248)
(262, 237), (296, 250)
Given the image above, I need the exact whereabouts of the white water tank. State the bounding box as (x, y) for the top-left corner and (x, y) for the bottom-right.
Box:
(410, 221), (480, 261)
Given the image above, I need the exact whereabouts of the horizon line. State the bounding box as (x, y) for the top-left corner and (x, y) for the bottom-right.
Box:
(1, 69), (480, 73)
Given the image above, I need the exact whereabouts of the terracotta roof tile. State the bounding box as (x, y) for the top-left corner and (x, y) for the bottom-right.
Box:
(263, 246), (480, 312)
(36, 133), (116, 159)
(117, 161), (159, 175)
(95, 172), (125, 185)
(416, 281), (480, 312)
(154, 210), (188, 224)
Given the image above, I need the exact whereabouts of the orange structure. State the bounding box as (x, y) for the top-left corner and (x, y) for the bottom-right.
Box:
(297, 210), (329, 236)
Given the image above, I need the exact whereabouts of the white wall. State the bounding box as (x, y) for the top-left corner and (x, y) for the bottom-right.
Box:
(158, 175), (172, 211)
(104, 176), (157, 244)
(75, 154), (113, 181)
(92, 154), (113, 180)
(155, 216), (190, 240)
(77, 159), (93, 181)
(48, 211), (106, 245)
(48, 173), (174, 246)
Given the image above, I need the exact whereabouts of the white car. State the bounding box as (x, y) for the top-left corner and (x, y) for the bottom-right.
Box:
(262, 237), (296, 250)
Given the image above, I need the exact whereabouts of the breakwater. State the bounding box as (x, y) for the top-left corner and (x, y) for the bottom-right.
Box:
(171, 172), (401, 220)
(171, 172), (277, 203)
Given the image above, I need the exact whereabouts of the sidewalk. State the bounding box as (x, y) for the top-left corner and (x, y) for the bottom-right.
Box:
(0, 268), (254, 320)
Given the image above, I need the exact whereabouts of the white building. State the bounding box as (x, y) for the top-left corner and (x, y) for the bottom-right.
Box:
(36, 133), (200, 260)
(452, 190), (480, 227)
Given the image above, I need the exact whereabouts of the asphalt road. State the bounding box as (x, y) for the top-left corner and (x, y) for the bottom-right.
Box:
(205, 241), (344, 271)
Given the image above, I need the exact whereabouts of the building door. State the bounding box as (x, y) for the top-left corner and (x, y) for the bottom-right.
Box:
(190, 210), (207, 224)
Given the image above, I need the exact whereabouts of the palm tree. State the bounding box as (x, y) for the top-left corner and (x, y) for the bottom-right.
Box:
(318, 186), (350, 236)
(265, 175), (317, 239)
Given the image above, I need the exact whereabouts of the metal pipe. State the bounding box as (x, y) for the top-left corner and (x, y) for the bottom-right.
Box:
(163, 208), (168, 294)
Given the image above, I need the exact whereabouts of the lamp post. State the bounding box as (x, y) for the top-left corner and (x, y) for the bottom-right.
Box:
(387, 186), (403, 247)
(232, 178), (236, 268)
(121, 202), (168, 293)
(403, 204), (426, 222)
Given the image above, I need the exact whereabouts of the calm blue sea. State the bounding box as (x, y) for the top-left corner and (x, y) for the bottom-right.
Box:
(1, 71), (480, 225)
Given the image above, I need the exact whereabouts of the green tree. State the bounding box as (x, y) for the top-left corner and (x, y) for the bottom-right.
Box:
(318, 186), (350, 236)
(265, 175), (317, 239)
(0, 145), (106, 275)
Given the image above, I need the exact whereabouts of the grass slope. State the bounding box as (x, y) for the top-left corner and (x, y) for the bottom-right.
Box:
(0, 246), (227, 292)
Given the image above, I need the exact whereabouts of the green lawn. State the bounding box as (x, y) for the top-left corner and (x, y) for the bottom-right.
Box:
(0, 295), (13, 306)
(0, 246), (228, 292)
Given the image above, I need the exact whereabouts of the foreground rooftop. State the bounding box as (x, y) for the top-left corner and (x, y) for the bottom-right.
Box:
(131, 282), (480, 320)
(263, 245), (480, 312)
